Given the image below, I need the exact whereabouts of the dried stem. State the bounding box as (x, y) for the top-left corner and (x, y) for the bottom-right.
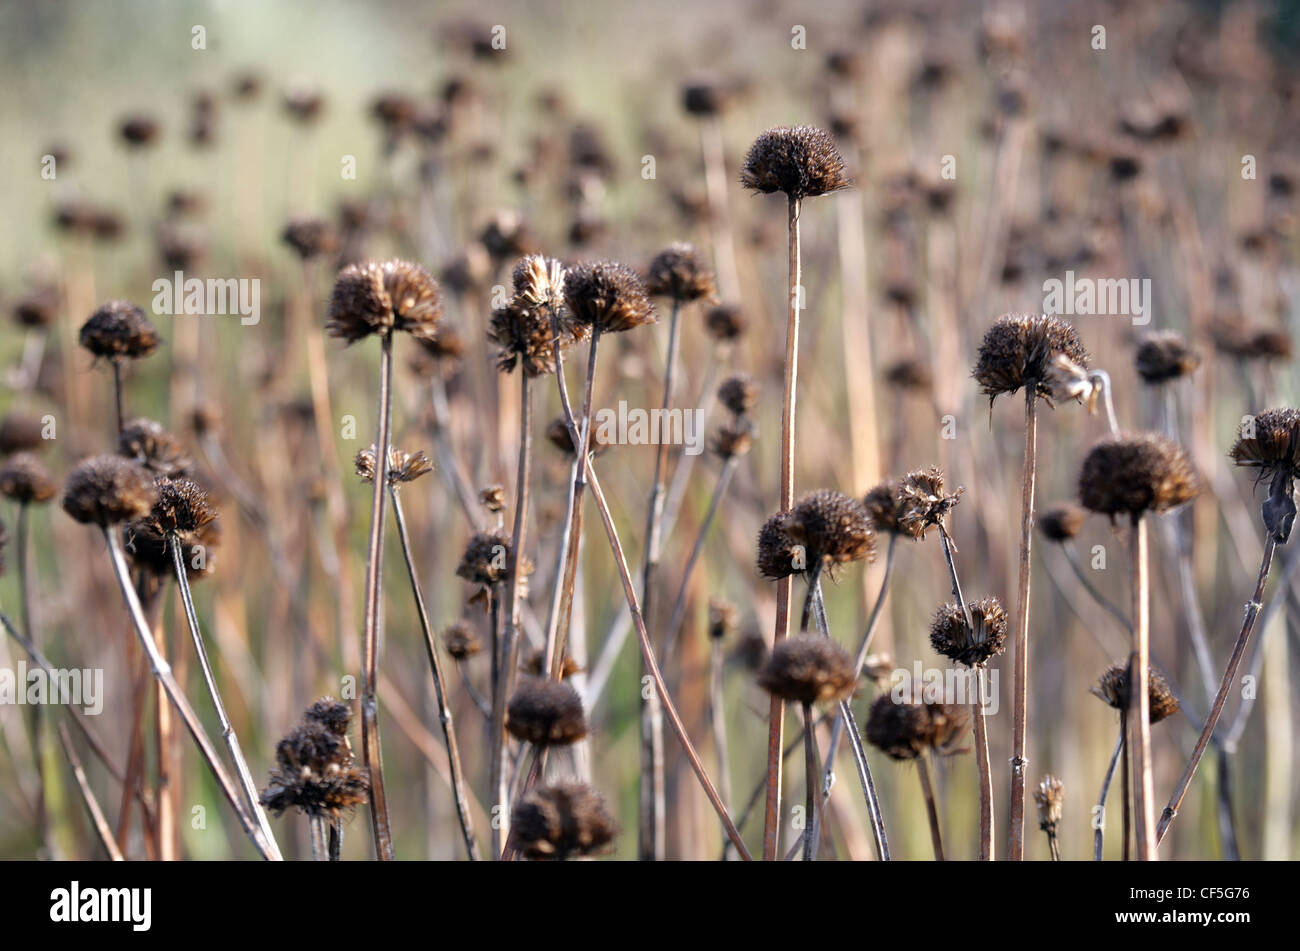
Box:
(800, 701), (818, 862)
(1129, 518), (1156, 860)
(709, 637), (734, 857)
(1094, 725), (1124, 860)
(57, 722), (123, 862)
(915, 753), (945, 861)
(1008, 388), (1038, 861)
(15, 503), (50, 856)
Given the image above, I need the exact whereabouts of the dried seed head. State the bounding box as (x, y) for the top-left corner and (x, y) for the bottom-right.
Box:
(456, 529), (513, 586)
(126, 478), (221, 579)
(1078, 433), (1198, 521)
(1036, 502), (1086, 542)
(505, 677), (589, 746)
(731, 629), (768, 671)
(1212, 317), (1293, 361)
(704, 303), (747, 342)
(488, 298), (557, 377)
(930, 597), (1009, 667)
(862, 479), (908, 535)
(682, 78), (732, 116)
(883, 358), (934, 392)
(645, 243), (716, 302)
(523, 648), (582, 679)
(1091, 663), (1180, 724)
(79, 300), (159, 361)
(119, 113), (160, 147)
(740, 125), (851, 200)
(355, 446), (434, 485)
(564, 260), (657, 334)
(973, 313), (1090, 404)
(281, 217), (340, 260)
(511, 254), (567, 312)
(0, 453), (56, 505)
(757, 633), (857, 706)
(118, 418), (192, 478)
(141, 477), (216, 537)
(326, 259), (442, 344)
(1034, 775), (1065, 831)
(479, 485), (506, 513)
(479, 211), (535, 265)
(442, 620), (481, 660)
(13, 289), (58, 328)
(708, 598), (739, 640)
(1229, 408), (1300, 480)
(304, 698), (353, 737)
(510, 781), (616, 860)
(756, 511), (800, 579)
(62, 455), (157, 526)
(897, 466), (964, 539)
(784, 490), (876, 569)
(864, 694), (969, 760)
(709, 418), (754, 459)
(260, 719), (368, 819)
(1135, 330), (1200, 384)
(717, 373), (758, 416)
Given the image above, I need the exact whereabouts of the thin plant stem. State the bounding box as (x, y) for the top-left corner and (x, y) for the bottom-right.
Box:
(309, 815), (327, 862)
(1122, 710), (1131, 861)
(328, 820), (343, 861)
(390, 489), (481, 861)
(1157, 536), (1276, 846)
(915, 753), (945, 860)
(542, 456), (579, 675)
(1129, 518), (1156, 860)
(16, 503), (49, 856)
(710, 638), (734, 858)
(102, 528), (275, 859)
(764, 195), (802, 862)
(57, 722), (123, 862)
(111, 358), (125, 437)
(801, 701), (817, 862)
(360, 332), (396, 861)
(662, 458), (739, 660)
(1062, 541), (1131, 634)
(169, 536), (281, 859)
(1009, 388), (1038, 861)
(1094, 725), (1124, 860)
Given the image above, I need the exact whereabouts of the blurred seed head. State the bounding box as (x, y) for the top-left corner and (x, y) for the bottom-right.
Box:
(1036, 502), (1086, 542)
(355, 446), (434, 486)
(1078, 432), (1198, 521)
(13, 288), (58, 329)
(757, 633), (857, 706)
(740, 125), (851, 200)
(864, 694), (969, 760)
(704, 303), (747, 342)
(709, 417), (754, 460)
(523, 648), (582, 679)
(1091, 663), (1180, 724)
(883, 357), (934, 393)
(442, 620), (482, 661)
(1135, 330), (1200, 384)
(1034, 775), (1065, 832)
(0, 453), (57, 505)
(408, 327), (466, 380)
(645, 243), (716, 303)
(930, 597), (1009, 667)
(479, 485), (506, 514)
(118, 418), (192, 478)
(456, 528), (516, 586)
(505, 676), (589, 746)
(283, 84), (325, 123)
(973, 313), (1090, 404)
(281, 217), (340, 261)
(118, 113), (160, 148)
(0, 411), (46, 455)
(862, 479), (908, 535)
(510, 781), (616, 860)
(79, 300), (159, 362)
(717, 373), (758, 416)
(708, 598), (738, 640)
(62, 455), (157, 526)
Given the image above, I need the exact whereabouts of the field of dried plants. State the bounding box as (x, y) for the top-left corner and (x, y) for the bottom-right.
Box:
(0, 0), (1298, 863)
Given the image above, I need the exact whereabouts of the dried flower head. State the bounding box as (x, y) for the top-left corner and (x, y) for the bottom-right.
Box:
(1037, 502), (1086, 542)
(119, 418), (192, 478)
(282, 217), (340, 260)
(523, 648), (582, 679)
(304, 698), (353, 737)
(1034, 775), (1065, 832)
(505, 677), (589, 746)
(717, 373), (758, 416)
(260, 718), (368, 819)
(884, 358), (934, 392)
(1078, 433), (1198, 521)
(704, 303), (747, 342)
(709, 418), (754, 459)
(456, 529), (513, 586)
(861, 479), (907, 535)
(79, 300), (159, 361)
(442, 620), (481, 661)
(1211, 317), (1293, 361)
(864, 694), (969, 760)
(784, 490), (876, 569)
(0, 453), (57, 505)
(740, 125), (851, 200)
(510, 781), (616, 860)
(564, 260), (656, 334)
(326, 259), (442, 344)
(1135, 331), (1200, 384)
(62, 456), (157, 526)
(897, 467), (964, 539)
(13, 289), (58, 329)
(756, 511), (801, 580)
(708, 598), (739, 640)
(1091, 663), (1180, 724)
(1229, 408), (1300, 480)
(355, 446), (434, 485)
(126, 478), (221, 579)
(119, 113), (160, 147)
(479, 485), (506, 514)
(479, 211), (534, 265)
(930, 597), (1009, 667)
(973, 313), (1090, 404)
(645, 243), (716, 303)
(757, 633), (857, 706)
(682, 78), (732, 116)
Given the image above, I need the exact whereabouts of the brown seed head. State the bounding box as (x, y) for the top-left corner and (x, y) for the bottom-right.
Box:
(704, 303), (747, 342)
(564, 260), (656, 334)
(119, 418), (192, 478)
(973, 313), (1090, 404)
(1034, 775), (1065, 831)
(709, 418), (754, 459)
(757, 633), (857, 706)
(740, 125), (851, 200)
(355, 446), (434, 485)
(13, 289), (58, 329)
(505, 676), (589, 746)
(456, 529), (513, 586)
(784, 489), (876, 569)
(930, 597), (1009, 667)
(897, 466), (964, 539)
(645, 243), (716, 303)
(1135, 330), (1200, 384)
(0, 412), (46, 456)
(1078, 433), (1198, 521)
(126, 477), (221, 579)
(442, 620), (482, 660)
(282, 217), (340, 260)
(327, 259), (442, 344)
(708, 598), (738, 640)
(510, 781), (616, 860)
(864, 694), (969, 760)
(884, 358), (934, 392)
(1229, 408), (1300, 480)
(1091, 663), (1180, 724)
(62, 456), (157, 526)
(1036, 502), (1086, 542)
(79, 300), (159, 361)
(119, 113), (160, 147)
(717, 373), (758, 416)
(862, 479), (908, 535)
(260, 718), (367, 819)
(304, 698), (353, 737)
(0, 453), (57, 505)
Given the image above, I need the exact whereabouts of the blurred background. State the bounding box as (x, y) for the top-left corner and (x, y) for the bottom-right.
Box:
(0, 0), (1298, 860)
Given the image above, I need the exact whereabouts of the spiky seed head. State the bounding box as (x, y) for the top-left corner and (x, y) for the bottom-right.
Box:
(864, 694), (969, 760)
(930, 597), (1009, 667)
(260, 719), (368, 819)
(897, 466), (964, 539)
(1135, 330), (1200, 384)
(505, 677), (589, 746)
(708, 598), (738, 640)
(1078, 432), (1198, 521)
(709, 418), (754, 459)
(862, 479), (908, 535)
(756, 512), (800, 579)
(326, 259), (442, 344)
(488, 298), (557, 377)
(757, 633), (857, 706)
(355, 446), (433, 485)
(1034, 775), (1065, 831)
(1037, 502), (1086, 542)
(126, 478), (221, 579)
(784, 489), (876, 569)
(510, 781), (616, 860)
(118, 418), (192, 478)
(645, 243), (716, 303)
(79, 300), (159, 361)
(282, 217), (340, 260)
(740, 125), (851, 200)
(304, 698), (353, 737)
(972, 313), (1090, 404)
(456, 529), (513, 586)
(1090, 663), (1180, 724)
(564, 260), (656, 334)
(62, 456), (157, 526)
(717, 373), (758, 416)
(442, 620), (481, 660)
(704, 303), (747, 342)
(141, 477), (216, 537)
(1229, 408), (1300, 480)
(0, 453), (57, 504)
(511, 254), (567, 312)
